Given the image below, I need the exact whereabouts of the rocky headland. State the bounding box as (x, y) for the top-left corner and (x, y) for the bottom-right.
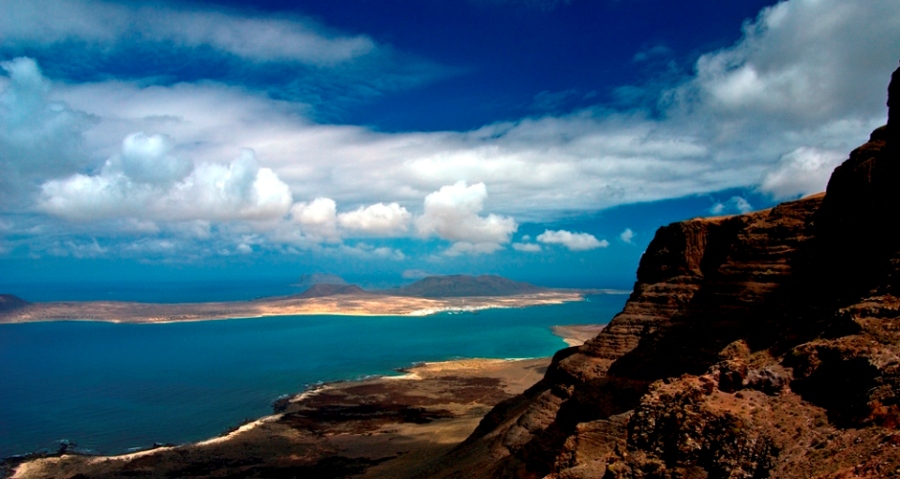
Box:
(410, 67), (900, 479)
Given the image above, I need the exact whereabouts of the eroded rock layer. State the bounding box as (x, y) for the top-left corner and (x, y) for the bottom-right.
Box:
(423, 69), (900, 479)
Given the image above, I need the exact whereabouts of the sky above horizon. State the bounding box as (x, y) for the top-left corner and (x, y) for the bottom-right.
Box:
(1, 0), (899, 292)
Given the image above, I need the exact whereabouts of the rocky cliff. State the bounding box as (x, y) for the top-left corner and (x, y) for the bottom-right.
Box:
(421, 68), (900, 479)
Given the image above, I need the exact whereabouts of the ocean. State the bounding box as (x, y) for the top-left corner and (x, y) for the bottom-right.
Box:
(0, 294), (627, 459)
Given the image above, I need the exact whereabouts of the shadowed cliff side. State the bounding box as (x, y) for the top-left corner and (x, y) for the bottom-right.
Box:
(420, 65), (900, 479)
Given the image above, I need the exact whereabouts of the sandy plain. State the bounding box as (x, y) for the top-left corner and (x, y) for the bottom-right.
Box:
(0, 291), (584, 324)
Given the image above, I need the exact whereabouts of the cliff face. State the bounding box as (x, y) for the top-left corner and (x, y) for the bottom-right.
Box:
(423, 69), (900, 479)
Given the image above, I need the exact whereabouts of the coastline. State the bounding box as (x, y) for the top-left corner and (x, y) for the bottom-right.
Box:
(6, 325), (597, 479)
(0, 291), (585, 325)
(8, 356), (556, 479)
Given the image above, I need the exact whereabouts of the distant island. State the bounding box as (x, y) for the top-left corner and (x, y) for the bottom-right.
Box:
(292, 273), (348, 289)
(379, 274), (547, 297)
(0, 275), (593, 324)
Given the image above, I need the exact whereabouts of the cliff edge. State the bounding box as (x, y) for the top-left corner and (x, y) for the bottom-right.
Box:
(420, 66), (900, 479)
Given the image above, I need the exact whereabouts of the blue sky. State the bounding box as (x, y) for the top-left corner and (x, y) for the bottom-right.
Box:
(1, 0), (898, 294)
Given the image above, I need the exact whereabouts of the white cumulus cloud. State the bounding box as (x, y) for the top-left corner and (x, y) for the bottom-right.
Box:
(39, 143), (293, 222)
(46, 239), (107, 258)
(682, 0), (899, 128)
(758, 146), (845, 200)
(104, 132), (191, 185)
(337, 202), (411, 236)
(710, 196), (754, 216)
(443, 241), (505, 257)
(0, 57), (94, 207)
(512, 242), (542, 252)
(290, 197), (339, 242)
(340, 243), (405, 261)
(30, 0), (898, 224)
(416, 181), (517, 254)
(619, 228), (635, 244)
(537, 230), (608, 251)
(3, 0), (900, 263)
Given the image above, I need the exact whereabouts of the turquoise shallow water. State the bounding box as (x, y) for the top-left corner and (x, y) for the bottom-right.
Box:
(0, 294), (627, 458)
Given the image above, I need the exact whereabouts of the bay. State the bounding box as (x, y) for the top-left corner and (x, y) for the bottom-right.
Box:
(0, 294), (627, 458)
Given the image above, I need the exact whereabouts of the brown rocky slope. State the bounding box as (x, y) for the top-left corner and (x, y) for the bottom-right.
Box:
(419, 69), (900, 479)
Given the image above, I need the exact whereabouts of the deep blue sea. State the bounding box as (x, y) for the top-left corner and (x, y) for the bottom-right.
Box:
(0, 294), (627, 458)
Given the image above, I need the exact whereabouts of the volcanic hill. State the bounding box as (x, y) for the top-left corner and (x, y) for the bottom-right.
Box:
(294, 273), (348, 289)
(0, 294), (28, 313)
(288, 283), (369, 299)
(414, 66), (900, 479)
(391, 275), (547, 298)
